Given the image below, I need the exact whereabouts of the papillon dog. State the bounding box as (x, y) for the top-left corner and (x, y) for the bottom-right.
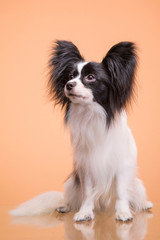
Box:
(10, 41), (153, 222)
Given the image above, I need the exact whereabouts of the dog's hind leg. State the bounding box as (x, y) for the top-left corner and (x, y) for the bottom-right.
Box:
(56, 205), (70, 213)
(129, 178), (153, 212)
(57, 174), (82, 214)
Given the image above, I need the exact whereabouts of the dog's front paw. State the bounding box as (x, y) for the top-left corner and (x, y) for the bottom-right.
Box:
(115, 210), (133, 222)
(74, 210), (94, 222)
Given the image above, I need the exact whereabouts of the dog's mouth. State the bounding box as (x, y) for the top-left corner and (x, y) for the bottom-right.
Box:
(68, 93), (88, 100)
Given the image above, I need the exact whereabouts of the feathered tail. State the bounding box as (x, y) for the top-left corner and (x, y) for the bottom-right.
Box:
(10, 191), (64, 216)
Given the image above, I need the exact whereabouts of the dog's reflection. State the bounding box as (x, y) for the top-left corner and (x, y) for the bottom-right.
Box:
(11, 211), (152, 240)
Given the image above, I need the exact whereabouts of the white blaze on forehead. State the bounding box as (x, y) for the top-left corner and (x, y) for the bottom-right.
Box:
(77, 62), (88, 76)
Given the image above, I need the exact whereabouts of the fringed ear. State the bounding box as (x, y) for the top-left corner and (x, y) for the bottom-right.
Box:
(102, 42), (137, 111)
(48, 40), (84, 108)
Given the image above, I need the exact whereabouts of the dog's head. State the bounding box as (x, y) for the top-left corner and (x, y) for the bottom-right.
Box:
(48, 41), (137, 123)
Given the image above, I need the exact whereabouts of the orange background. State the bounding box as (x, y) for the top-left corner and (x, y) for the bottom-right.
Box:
(0, 0), (160, 205)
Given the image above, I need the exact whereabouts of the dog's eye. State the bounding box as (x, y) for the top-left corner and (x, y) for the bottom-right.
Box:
(84, 74), (96, 82)
(69, 74), (74, 80)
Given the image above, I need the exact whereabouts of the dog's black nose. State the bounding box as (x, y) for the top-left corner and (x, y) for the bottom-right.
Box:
(66, 81), (77, 91)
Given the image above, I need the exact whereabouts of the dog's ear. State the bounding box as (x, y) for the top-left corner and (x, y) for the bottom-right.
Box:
(102, 42), (137, 111)
(48, 40), (84, 107)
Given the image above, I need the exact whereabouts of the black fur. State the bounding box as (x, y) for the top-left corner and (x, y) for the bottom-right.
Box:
(48, 41), (137, 124)
(102, 42), (137, 113)
(48, 40), (84, 114)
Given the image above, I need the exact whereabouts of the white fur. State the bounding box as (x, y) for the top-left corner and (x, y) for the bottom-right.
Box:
(63, 102), (152, 221)
(10, 62), (152, 220)
(10, 191), (64, 216)
(77, 61), (88, 73)
(10, 103), (152, 220)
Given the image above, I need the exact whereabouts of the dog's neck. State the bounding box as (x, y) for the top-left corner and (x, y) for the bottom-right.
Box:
(67, 102), (126, 150)
(67, 103), (107, 150)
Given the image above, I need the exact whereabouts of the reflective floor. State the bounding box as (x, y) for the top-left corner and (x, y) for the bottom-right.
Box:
(1, 205), (160, 239)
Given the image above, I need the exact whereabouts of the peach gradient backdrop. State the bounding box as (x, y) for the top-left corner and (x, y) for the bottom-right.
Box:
(0, 0), (160, 205)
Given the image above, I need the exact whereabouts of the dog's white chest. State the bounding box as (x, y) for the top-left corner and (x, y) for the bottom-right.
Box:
(68, 103), (107, 149)
(68, 103), (136, 172)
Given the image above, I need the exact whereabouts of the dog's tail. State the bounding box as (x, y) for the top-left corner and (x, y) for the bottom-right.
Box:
(9, 191), (64, 217)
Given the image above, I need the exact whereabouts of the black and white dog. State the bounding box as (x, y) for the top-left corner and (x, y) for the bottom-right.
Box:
(10, 41), (152, 222)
